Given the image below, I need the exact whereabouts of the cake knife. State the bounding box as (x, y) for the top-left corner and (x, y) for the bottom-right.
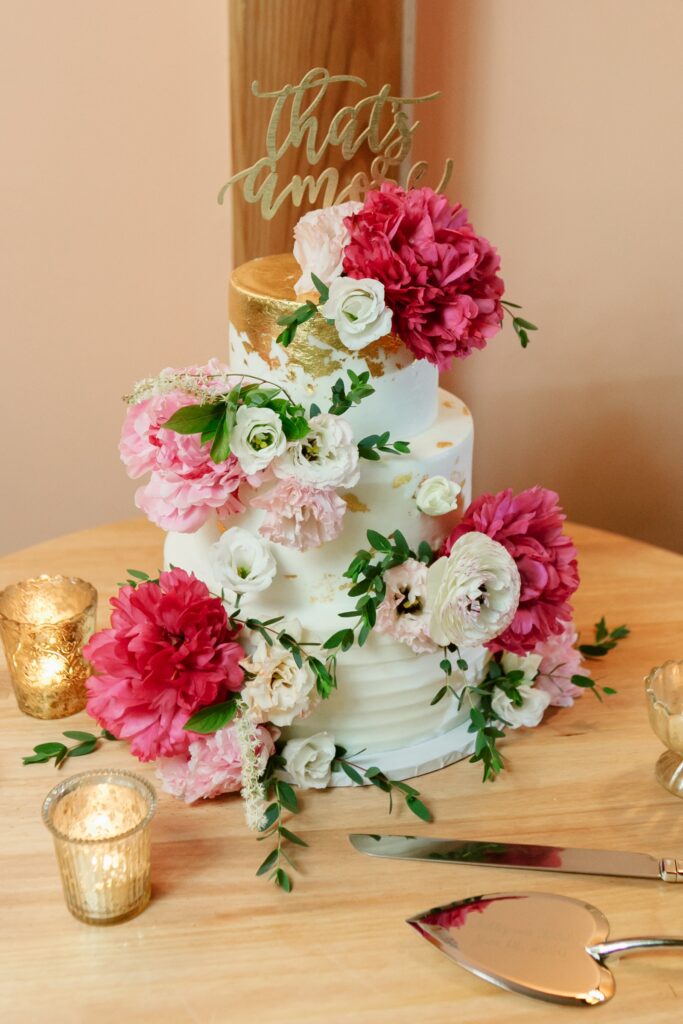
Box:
(349, 834), (683, 883)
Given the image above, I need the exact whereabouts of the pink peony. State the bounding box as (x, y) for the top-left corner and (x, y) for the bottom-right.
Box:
(533, 621), (586, 707)
(443, 487), (579, 655)
(252, 478), (346, 550)
(375, 558), (437, 654)
(85, 568), (245, 762)
(342, 183), (504, 369)
(155, 722), (276, 803)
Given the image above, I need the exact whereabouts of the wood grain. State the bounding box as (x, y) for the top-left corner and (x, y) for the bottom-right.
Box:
(1, 518), (683, 1022)
(228, 0), (404, 264)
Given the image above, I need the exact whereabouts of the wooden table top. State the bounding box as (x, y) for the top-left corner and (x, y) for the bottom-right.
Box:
(1, 518), (682, 1023)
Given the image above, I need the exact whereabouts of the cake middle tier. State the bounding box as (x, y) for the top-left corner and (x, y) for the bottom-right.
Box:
(164, 387), (473, 636)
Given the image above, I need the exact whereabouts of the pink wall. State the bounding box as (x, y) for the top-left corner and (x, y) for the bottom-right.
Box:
(414, 0), (683, 552)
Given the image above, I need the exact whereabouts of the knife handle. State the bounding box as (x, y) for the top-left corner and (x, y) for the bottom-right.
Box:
(659, 858), (683, 882)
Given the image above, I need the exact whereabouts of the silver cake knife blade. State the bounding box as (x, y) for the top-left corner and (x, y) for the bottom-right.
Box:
(349, 834), (683, 883)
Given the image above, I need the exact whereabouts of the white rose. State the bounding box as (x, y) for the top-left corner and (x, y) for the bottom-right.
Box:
(426, 532), (521, 647)
(416, 476), (462, 516)
(320, 277), (393, 351)
(500, 650), (542, 686)
(230, 405), (287, 474)
(241, 622), (317, 727)
(273, 413), (359, 489)
(282, 732), (336, 789)
(491, 683), (550, 729)
(211, 526), (276, 595)
(293, 201), (362, 296)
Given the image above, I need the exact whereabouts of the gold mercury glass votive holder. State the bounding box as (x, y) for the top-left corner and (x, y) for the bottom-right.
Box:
(0, 574), (97, 718)
(645, 660), (683, 797)
(42, 769), (157, 925)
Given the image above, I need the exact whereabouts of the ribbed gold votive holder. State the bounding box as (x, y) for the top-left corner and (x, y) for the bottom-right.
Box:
(0, 575), (97, 718)
(42, 770), (157, 925)
(645, 660), (683, 797)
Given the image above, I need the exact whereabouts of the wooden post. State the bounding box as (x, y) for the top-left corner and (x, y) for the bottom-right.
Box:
(228, 0), (406, 265)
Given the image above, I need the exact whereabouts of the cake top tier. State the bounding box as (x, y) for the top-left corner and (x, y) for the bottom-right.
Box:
(229, 254), (439, 438)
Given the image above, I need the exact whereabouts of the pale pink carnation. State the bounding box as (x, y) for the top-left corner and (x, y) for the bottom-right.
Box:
(293, 201), (363, 295)
(155, 722), (276, 803)
(135, 459), (244, 533)
(252, 479), (346, 551)
(375, 558), (437, 654)
(533, 621), (586, 707)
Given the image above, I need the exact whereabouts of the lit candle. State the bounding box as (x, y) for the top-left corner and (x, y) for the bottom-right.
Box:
(0, 575), (96, 718)
(42, 770), (156, 925)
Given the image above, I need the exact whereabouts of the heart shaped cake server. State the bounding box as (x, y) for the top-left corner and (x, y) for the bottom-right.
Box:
(408, 891), (683, 1006)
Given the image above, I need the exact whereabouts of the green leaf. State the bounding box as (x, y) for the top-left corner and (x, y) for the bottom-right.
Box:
(256, 849), (278, 876)
(364, 766), (381, 779)
(603, 686), (618, 695)
(33, 742), (67, 756)
(439, 659), (452, 677)
(456, 658), (469, 672)
(367, 529), (392, 552)
(322, 628), (354, 651)
(339, 761), (364, 785)
(67, 740), (98, 758)
(595, 617), (608, 642)
(276, 780), (299, 814)
(571, 674), (596, 688)
(260, 803), (279, 832)
(514, 318), (538, 331)
(183, 698), (237, 734)
(578, 644), (609, 658)
(162, 404), (223, 434)
(431, 685), (448, 706)
(610, 625), (630, 640)
(310, 273), (329, 303)
(101, 729), (118, 741)
(210, 412), (232, 463)
(417, 540), (433, 564)
(62, 730), (97, 742)
(126, 569), (150, 581)
(275, 868), (292, 892)
(406, 796), (432, 822)
(278, 825), (308, 847)
(22, 753), (51, 765)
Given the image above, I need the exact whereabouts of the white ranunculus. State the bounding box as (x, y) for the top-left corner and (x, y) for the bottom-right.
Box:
(416, 475), (462, 516)
(320, 276), (393, 351)
(426, 532), (521, 648)
(491, 683), (550, 729)
(293, 201), (362, 296)
(241, 622), (317, 727)
(273, 412), (359, 489)
(230, 405), (287, 474)
(211, 526), (276, 595)
(501, 650), (542, 686)
(282, 732), (336, 789)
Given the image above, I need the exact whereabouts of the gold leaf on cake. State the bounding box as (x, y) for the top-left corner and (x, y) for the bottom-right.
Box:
(392, 473), (413, 489)
(436, 441), (453, 448)
(343, 493), (370, 513)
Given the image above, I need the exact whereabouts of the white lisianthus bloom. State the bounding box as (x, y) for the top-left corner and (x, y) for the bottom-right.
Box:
(426, 532), (521, 647)
(274, 413), (359, 489)
(282, 732), (336, 789)
(211, 526), (277, 595)
(320, 277), (393, 351)
(416, 475), (462, 516)
(491, 683), (550, 729)
(501, 650), (542, 686)
(230, 405), (287, 474)
(293, 201), (362, 295)
(241, 622), (317, 727)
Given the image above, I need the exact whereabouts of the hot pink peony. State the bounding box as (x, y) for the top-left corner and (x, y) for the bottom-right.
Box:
(155, 722), (276, 803)
(442, 487), (579, 654)
(533, 621), (586, 707)
(342, 183), (504, 369)
(85, 568), (245, 762)
(375, 558), (437, 654)
(252, 478), (346, 550)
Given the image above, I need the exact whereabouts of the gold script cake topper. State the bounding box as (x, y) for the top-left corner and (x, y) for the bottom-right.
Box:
(218, 67), (453, 219)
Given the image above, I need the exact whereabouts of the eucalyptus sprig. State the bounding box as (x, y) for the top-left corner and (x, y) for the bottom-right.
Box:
(332, 747), (432, 821)
(578, 617), (630, 659)
(501, 300), (538, 349)
(328, 369), (376, 416)
(256, 755), (307, 893)
(22, 729), (118, 768)
(357, 431), (410, 460)
(276, 272), (329, 348)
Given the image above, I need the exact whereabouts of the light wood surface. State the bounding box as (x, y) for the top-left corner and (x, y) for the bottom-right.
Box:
(229, 0), (404, 264)
(1, 518), (682, 1023)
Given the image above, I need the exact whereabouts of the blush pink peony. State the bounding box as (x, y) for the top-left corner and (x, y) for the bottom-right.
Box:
(533, 621), (586, 707)
(155, 722), (276, 803)
(293, 200), (362, 295)
(252, 479), (346, 550)
(375, 558), (437, 654)
(85, 568), (245, 762)
(443, 487), (579, 654)
(342, 183), (504, 369)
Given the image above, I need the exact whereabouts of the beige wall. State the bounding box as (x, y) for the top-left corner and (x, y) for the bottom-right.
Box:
(1, 0), (682, 556)
(415, 0), (683, 552)
(0, 1), (230, 555)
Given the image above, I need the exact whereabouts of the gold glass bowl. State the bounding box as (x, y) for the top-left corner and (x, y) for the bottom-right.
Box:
(645, 660), (683, 797)
(0, 575), (97, 718)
